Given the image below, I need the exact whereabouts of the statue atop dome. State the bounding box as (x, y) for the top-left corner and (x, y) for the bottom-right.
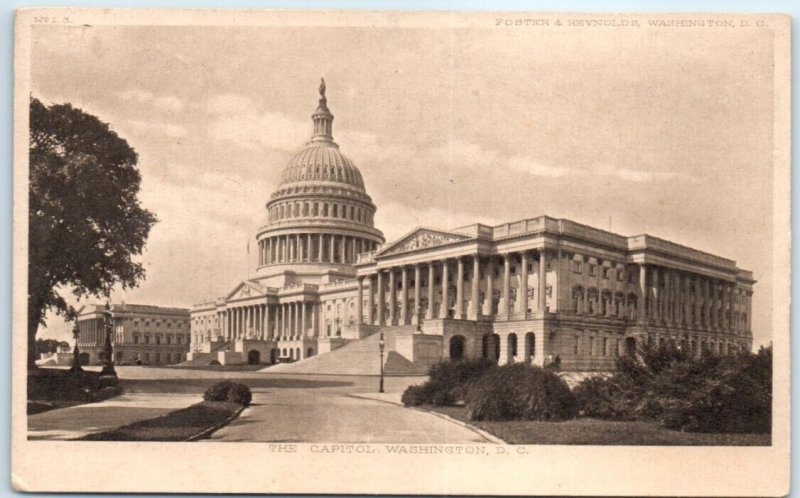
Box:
(317, 77), (329, 112)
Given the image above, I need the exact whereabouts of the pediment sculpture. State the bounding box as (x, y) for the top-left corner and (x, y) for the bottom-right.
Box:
(382, 230), (469, 256)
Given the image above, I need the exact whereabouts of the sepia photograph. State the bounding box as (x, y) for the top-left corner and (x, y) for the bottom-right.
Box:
(12, 9), (790, 495)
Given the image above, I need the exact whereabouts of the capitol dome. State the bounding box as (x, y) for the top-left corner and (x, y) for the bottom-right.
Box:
(255, 79), (384, 275)
(278, 145), (365, 190)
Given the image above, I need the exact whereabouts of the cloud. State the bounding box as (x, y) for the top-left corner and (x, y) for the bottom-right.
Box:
(117, 89), (184, 111)
(507, 156), (576, 178)
(125, 119), (187, 138)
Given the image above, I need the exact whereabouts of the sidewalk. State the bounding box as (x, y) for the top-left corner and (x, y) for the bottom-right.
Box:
(28, 392), (201, 440)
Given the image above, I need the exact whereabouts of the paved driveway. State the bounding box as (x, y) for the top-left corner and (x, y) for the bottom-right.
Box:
(205, 387), (492, 444)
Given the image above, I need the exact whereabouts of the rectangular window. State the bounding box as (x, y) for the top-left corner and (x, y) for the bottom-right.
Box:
(602, 268), (610, 279)
(617, 271), (624, 282)
(589, 337), (595, 356)
(603, 337), (608, 356)
(573, 261), (582, 273)
(589, 265), (596, 276)
(574, 334), (580, 355)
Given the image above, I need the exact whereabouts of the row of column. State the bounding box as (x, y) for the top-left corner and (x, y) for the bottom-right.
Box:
(258, 234), (377, 266)
(572, 288), (638, 319)
(357, 250), (548, 326)
(212, 302), (320, 342)
(269, 201), (373, 226)
(645, 333), (749, 357)
(637, 265), (751, 333)
(79, 318), (105, 346)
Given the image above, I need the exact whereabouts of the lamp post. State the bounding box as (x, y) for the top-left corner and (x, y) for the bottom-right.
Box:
(99, 301), (118, 380)
(378, 332), (385, 393)
(69, 319), (83, 373)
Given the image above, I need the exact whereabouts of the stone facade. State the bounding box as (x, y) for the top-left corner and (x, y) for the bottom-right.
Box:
(191, 81), (755, 371)
(76, 304), (190, 366)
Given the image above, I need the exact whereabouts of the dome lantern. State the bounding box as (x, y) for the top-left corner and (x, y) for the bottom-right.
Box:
(310, 77), (334, 144)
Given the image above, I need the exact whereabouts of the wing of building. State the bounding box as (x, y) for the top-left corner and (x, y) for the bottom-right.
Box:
(76, 303), (190, 366)
(189, 81), (755, 372)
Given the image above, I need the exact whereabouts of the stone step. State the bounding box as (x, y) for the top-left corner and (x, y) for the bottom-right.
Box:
(262, 326), (426, 376)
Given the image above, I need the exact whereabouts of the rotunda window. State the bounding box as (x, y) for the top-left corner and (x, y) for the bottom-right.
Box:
(313, 202), (319, 216)
(332, 205), (338, 218)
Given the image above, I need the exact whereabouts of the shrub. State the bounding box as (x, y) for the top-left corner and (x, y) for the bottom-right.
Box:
(573, 375), (633, 420)
(400, 384), (430, 407)
(203, 381), (235, 402)
(401, 358), (496, 407)
(645, 347), (771, 433)
(226, 383), (253, 407)
(465, 363), (577, 421)
(203, 381), (252, 407)
(574, 342), (772, 434)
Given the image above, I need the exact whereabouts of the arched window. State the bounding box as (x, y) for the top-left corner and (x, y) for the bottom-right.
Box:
(323, 203), (329, 217)
(508, 333), (518, 361)
(332, 204), (338, 218)
(303, 202), (309, 216)
(313, 202), (319, 216)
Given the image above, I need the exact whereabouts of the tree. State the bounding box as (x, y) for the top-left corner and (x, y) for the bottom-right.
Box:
(28, 97), (157, 369)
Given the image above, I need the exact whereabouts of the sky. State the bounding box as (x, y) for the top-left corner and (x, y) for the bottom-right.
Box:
(28, 20), (775, 347)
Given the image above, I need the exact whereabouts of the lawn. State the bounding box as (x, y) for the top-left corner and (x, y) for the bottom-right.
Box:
(28, 368), (122, 415)
(426, 405), (771, 446)
(79, 400), (243, 441)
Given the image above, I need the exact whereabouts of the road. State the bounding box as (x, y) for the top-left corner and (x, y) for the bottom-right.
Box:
(30, 367), (494, 444)
(205, 387), (491, 444)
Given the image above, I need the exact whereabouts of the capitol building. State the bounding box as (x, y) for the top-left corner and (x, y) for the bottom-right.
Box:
(188, 81), (755, 373)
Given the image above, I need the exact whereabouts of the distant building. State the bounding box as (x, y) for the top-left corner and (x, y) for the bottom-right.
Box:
(190, 81), (755, 371)
(76, 303), (190, 366)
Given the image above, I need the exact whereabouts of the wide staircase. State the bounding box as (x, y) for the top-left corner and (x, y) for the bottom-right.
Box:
(262, 326), (429, 376)
(177, 341), (231, 366)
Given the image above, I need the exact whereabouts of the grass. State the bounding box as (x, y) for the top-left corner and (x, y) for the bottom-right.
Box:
(28, 368), (121, 414)
(79, 401), (244, 441)
(426, 405), (771, 446)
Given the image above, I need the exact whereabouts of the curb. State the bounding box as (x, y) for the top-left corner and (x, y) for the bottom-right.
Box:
(347, 394), (506, 445)
(184, 405), (247, 442)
